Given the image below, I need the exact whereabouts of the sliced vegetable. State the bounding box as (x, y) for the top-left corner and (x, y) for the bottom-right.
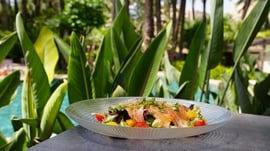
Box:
(95, 113), (105, 122)
(135, 121), (149, 128)
(126, 119), (136, 127)
(194, 119), (206, 127)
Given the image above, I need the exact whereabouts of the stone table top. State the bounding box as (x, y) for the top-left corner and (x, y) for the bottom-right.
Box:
(28, 113), (270, 151)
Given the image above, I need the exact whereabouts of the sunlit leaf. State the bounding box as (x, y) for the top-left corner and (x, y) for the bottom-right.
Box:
(207, 0), (224, 69)
(34, 27), (59, 83)
(53, 111), (74, 134)
(53, 36), (70, 63)
(0, 32), (17, 63)
(21, 71), (37, 141)
(176, 21), (206, 99)
(129, 21), (172, 96)
(92, 30), (113, 98)
(16, 13), (50, 115)
(68, 32), (92, 103)
(221, 0), (270, 103)
(0, 71), (20, 108)
(40, 81), (67, 140)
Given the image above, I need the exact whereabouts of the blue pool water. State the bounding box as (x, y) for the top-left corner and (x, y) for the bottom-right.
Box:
(0, 84), (70, 137)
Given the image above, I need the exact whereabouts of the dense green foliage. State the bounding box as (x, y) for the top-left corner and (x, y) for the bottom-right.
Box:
(61, 0), (106, 35)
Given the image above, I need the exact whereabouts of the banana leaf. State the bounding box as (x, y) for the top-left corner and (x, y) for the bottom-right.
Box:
(40, 81), (67, 140)
(16, 13), (50, 115)
(176, 21), (206, 99)
(34, 27), (59, 83)
(53, 36), (70, 63)
(111, 37), (143, 93)
(0, 71), (20, 108)
(93, 5), (142, 97)
(254, 74), (270, 115)
(68, 32), (92, 103)
(112, 4), (140, 52)
(0, 32), (17, 63)
(128, 22), (172, 96)
(0, 132), (7, 148)
(207, 0), (224, 69)
(221, 0), (270, 105)
(197, 0), (223, 102)
(234, 67), (254, 113)
(21, 71), (37, 142)
(53, 111), (74, 134)
(11, 117), (39, 128)
(0, 128), (27, 151)
(92, 30), (114, 98)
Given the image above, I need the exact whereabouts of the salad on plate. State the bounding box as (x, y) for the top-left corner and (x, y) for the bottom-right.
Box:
(93, 98), (206, 128)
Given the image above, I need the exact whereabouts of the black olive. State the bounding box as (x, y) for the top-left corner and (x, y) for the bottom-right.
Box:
(189, 104), (194, 110)
(143, 110), (150, 119)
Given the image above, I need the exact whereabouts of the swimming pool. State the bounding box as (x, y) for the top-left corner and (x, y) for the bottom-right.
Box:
(0, 84), (70, 137)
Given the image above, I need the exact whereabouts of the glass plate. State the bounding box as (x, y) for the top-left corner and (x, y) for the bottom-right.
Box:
(65, 97), (232, 139)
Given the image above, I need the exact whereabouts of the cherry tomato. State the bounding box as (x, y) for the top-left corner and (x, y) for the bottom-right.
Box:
(194, 119), (206, 127)
(95, 113), (105, 122)
(135, 121), (149, 128)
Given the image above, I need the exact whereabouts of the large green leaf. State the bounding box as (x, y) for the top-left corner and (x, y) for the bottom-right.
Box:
(128, 22), (172, 96)
(2, 128), (27, 151)
(34, 27), (59, 83)
(197, 1), (223, 102)
(234, 67), (254, 113)
(21, 71), (37, 142)
(111, 38), (143, 93)
(176, 21), (206, 99)
(254, 74), (270, 114)
(53, 36), (70, 63)
(0, 71), (20, 108)
(92, 30), (114, 98)
(53, 111), (74, 134)
(233, 1), (270, 62)
(111, 28), (128, 70)
(163, 52), (180, 86)
(68, 32), (92, 103)
(16, 13), (50, 115)
(40, 81), (67, 140)
(221, 0), (270, 103)
(207, 0), (224, 69)
(112, 4), (140, 51)
(0, 32), (17, 63)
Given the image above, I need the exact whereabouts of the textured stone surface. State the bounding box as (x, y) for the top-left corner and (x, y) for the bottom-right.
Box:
(28, 113), (270, 151)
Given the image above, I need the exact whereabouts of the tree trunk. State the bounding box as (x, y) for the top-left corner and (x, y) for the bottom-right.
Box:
(178, 0), (186, 57)
(241, 0), (251, 19)
(143, 0), (154, 47)
(124, 0), (130, 16)
(1, 0), (8, 30)
(155, 0), (162, 33)
(171, 0), (177, 48)
(59, 0), (65, 12)
(14, 0), (19, 13)
(192, 0), (195, 20)
(112, 0), (116, 20)
(202, 0), (206, 21)
(34, 0), (41, 16)
(21, 0), (30, 21)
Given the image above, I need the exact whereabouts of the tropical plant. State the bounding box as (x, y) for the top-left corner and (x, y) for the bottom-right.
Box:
(0, 13), (73, 150)
(67, 3), (172, 103)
